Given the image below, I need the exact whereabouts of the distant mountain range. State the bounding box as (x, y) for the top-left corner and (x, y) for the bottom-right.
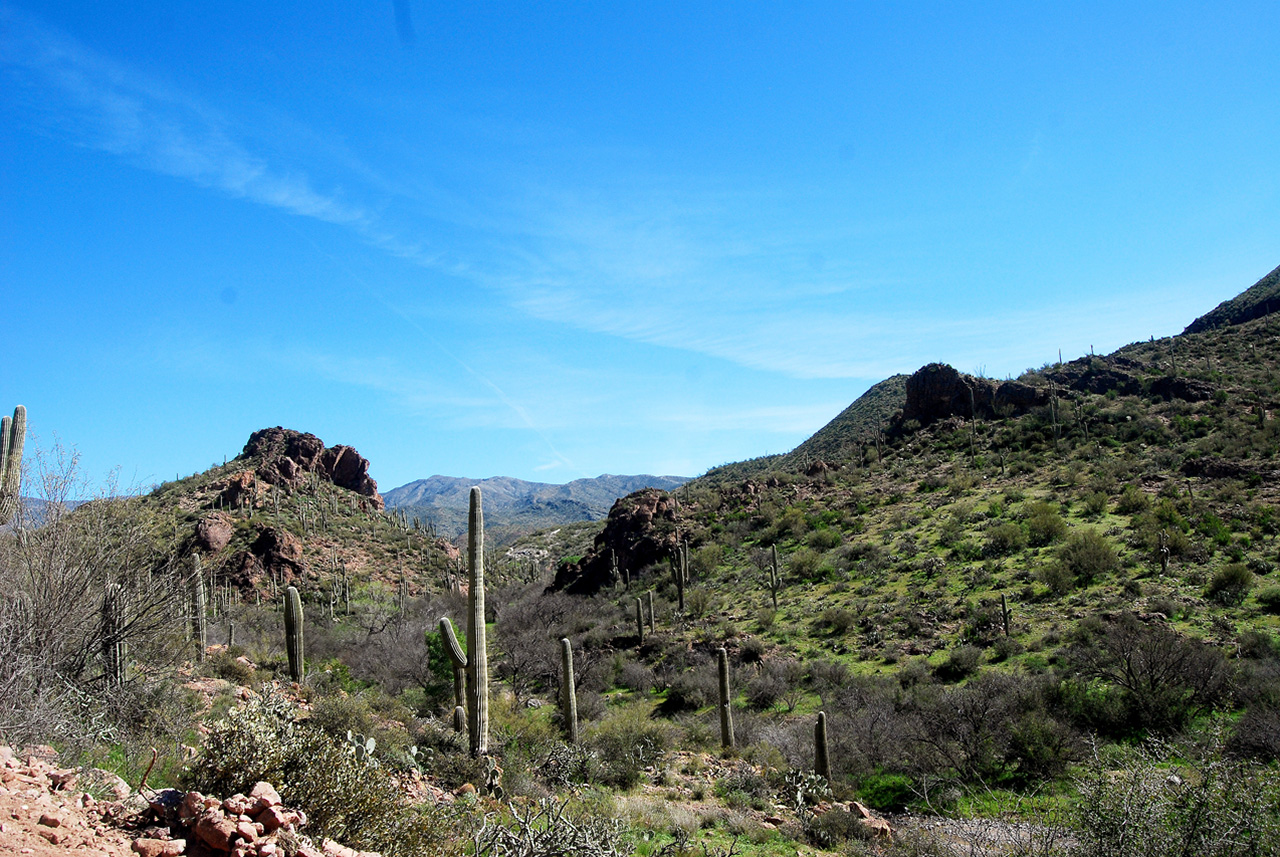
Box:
(383, 473), (690, 544)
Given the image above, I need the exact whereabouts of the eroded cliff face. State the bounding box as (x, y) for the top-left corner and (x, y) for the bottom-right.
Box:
(549, 488), (680, 596)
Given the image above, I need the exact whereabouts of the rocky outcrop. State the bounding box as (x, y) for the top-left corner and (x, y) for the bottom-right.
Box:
(1043, 355), (1213, 402)
(193, 513), (234, 553)
(900, 355), (1216, 433)
(549, 488), (680, 595)
(240, 428), (383, 511)
(901, 364), (1050, 428)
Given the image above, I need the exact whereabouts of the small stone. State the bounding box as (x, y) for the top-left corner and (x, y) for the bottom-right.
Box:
(236, 820), (258, 843)
(247, 782), (282, 813)
(38, 829), (66, 844)
(38, 812), (63, 827)
(133, 838), (169, 857)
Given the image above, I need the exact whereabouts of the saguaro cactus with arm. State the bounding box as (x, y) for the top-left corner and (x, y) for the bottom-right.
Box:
(438, 487), (490, 756)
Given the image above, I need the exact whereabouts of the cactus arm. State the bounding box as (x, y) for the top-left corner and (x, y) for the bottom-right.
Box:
(815, 711), (831, 780)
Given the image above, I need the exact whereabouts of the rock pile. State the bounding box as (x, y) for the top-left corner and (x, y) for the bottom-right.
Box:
(0, 745), (378, 857)
(139, 782), (379, 857)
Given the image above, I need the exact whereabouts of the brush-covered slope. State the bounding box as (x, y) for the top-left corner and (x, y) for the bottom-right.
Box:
(384, 473), (689, 545)
(553, 267), (1280, 715)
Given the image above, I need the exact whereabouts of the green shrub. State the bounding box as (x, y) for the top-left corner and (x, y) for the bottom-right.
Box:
(857, 772), (915, 812)
(1206, 563), (1253, 606)
(984, 522), (1027, 557)
(935, 645), (982, 681)
(1257, 587), (1280, 614)
(1057, 529), (1119, 586)
(1025, 501), (1068, 547)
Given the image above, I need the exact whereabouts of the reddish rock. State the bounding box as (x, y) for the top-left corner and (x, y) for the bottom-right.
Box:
(248, 782), (282, 812)
(250, 527), (306, 581)
(235, 820), (258, 843)
(133, 838), (186, 857)
(37, 812), (62, 828)
(256, 806), (291, 833)
(194, 512), (235, 553)
(223, 794), (255, 816)
(196, 809), (238, 851)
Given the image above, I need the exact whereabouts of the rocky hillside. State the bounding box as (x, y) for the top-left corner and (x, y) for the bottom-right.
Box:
(139, 427), (457, 599)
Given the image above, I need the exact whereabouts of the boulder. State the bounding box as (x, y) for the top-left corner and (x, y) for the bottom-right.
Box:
(194, 513), (235, 553)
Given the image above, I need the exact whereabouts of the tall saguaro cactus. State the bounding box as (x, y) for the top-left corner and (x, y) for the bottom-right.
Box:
(439, 487), (490, 757)
(718, 647), (735, 750)
(815, 711), (831, 780)
(0, 405), (27, 526)
(560, 637), (579, 744)
(101, 583), (128, 688)
(191, 558), (208, 662)
(284, 585), (304, 682)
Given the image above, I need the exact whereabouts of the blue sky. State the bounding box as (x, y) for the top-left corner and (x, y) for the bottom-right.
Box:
(2, 2), (1278, 492)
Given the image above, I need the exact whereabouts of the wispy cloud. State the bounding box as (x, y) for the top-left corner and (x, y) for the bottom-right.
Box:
(1, 7), (368, 226)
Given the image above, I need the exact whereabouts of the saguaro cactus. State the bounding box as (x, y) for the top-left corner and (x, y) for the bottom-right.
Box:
(101, 583), (127, 688)
(815, 711), (831, 780)
(718, 647), (734, 749)
(438, 487), (490, 756)
(191, 558), (208, 662)
(560, 637), (578, 744)
(0, 405), (26, 526)
(635, 598), (644, 643)
(767, 544), (782, 610)
(284, 585), (304, 682)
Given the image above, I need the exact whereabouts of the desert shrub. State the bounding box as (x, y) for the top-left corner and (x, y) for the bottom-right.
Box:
(819, 606), (856, 635)
(1146, 596), (1180, 619)
(1116, 483), (1151, 515)
(616, 660), (654, 695)
(1057, 528), (1119, 586)
(1038, 563), (1075, 597)
(1206, 563), (1253, 606)
(1074, 735), (1280, 857)
(984, 522), (1027, 557)
(1083, 491), (1109, 519)
(472, 796), (626, 857)
(187, 688), (460, 856)
(935, 645), (982, 682)
(1071, 614), (1229, 734)
(808, 527), (843, 551)
(1257, 587), (1280, 614)
(585, 706), (673, 789)
(659, 670), (715, 714)
(739, 637), (767, 663)
(1025, 501), (1068, 546)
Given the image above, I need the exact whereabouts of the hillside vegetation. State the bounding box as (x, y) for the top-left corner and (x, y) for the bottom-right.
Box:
(3, 266), (1280, 857)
